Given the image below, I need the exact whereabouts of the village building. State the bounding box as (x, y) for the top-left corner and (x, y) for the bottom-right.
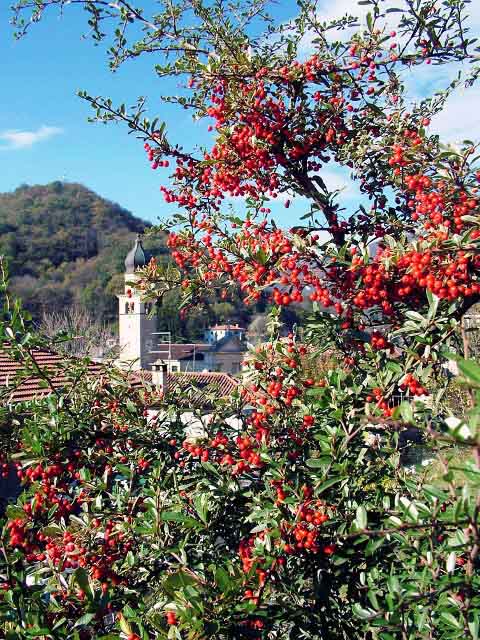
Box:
(0, 237), (243, 406)
(117, 235), (247, 375)
(0, 235), (244, 413)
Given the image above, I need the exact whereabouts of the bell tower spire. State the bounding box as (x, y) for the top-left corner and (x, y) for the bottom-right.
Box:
(117, 234), (157, 370)
(124, 233), (146, 274)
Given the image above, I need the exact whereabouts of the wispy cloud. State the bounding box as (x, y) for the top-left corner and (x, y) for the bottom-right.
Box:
(430, 84), (480, 144)
(0, 125), (63, 150)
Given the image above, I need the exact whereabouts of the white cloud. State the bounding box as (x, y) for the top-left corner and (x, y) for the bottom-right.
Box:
(0, 125), (63, 150)
(319, 167), (358, 198)
(430, 83), (480, 144)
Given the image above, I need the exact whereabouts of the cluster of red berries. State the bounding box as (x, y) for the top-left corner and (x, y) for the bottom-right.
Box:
(370, 331), (392, 352)
(399, 373), (428, 397)
(283, 499), (332, 555)
(144, 141), (170, 170)
(366, 387), (395, 418)
(6, 519), (27, 548)
(176, 432), (264, 474)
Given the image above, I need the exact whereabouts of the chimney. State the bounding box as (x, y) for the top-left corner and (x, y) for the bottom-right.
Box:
(151, 359), (168, 397)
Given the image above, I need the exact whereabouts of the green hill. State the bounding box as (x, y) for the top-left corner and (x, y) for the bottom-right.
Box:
(0, 181), (299, 340)
(0, 181), (168, 323)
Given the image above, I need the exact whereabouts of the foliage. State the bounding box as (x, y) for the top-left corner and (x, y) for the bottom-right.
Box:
(2, 0), (480, 639)
(0, 182), (167, 324)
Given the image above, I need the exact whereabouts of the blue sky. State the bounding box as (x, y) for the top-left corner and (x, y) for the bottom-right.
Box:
(0, 1), (186, 223)
(1, 0), (479, 227)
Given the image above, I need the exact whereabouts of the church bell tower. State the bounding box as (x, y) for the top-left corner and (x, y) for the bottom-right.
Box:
(117, 235), (157, 370)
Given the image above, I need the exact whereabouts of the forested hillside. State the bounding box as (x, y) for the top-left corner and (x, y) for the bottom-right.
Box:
(0, 182), (168, 323)
(0, 182), (303, 338)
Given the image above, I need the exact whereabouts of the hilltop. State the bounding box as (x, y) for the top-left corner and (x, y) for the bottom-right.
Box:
(0, 182), (168, 323)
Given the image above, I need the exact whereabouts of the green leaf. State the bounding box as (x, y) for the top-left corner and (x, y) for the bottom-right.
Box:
(123, 550), (135, 568)
(163, 570), (199, 596)
(352, 603), (376, 619)
(255, 248), (268, 265)
(355, 505), (367, 530)
(194, 493), (210, 524)
(366, 12), (373, 31)
(306, 458), (324, 468)
(52, 617), (68, 631)
(468, 614), (479, 640)
(426, 290), (439, 320)
(365, 537), (385, 556)
(73, 567), (93, 600)
(315, 477), (344, 494)
(458, 359), (480, 385)
(399, 497), (419, 522)
(441, 612), (462, 629)
(405, 311), (426, 323)
(399, 402), (414, 424)
(118, 613), (132, 635)
(73, 613), (96, 628)
(214, 567), (231, 592)
(160, 511), (204, 528)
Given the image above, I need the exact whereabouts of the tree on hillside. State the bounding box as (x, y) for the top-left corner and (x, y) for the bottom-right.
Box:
(1, 1), (480, 638)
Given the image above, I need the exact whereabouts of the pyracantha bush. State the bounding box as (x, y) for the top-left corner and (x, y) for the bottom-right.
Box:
(3, 0), (480, 638)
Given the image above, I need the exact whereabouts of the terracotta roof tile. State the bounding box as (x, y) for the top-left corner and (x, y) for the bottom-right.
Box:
(0, 346), (239, 408)
(132, 370), (239, 407)
(0, 346), (102, 404)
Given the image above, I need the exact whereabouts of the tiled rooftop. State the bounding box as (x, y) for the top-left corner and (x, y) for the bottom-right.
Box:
(134, 370), (239, 407)
(0, 346), (102, 404)
(0, 346), (239, 407)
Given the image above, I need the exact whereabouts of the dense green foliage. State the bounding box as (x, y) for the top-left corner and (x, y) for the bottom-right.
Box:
(0, 182), (167, 323)
(2, 0), (480, 639)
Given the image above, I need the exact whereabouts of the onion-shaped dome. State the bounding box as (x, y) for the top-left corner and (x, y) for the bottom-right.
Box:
(125, 234), (147, 274)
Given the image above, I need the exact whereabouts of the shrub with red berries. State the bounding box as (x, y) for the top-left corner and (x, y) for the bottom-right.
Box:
(4, 0), (480, 638)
